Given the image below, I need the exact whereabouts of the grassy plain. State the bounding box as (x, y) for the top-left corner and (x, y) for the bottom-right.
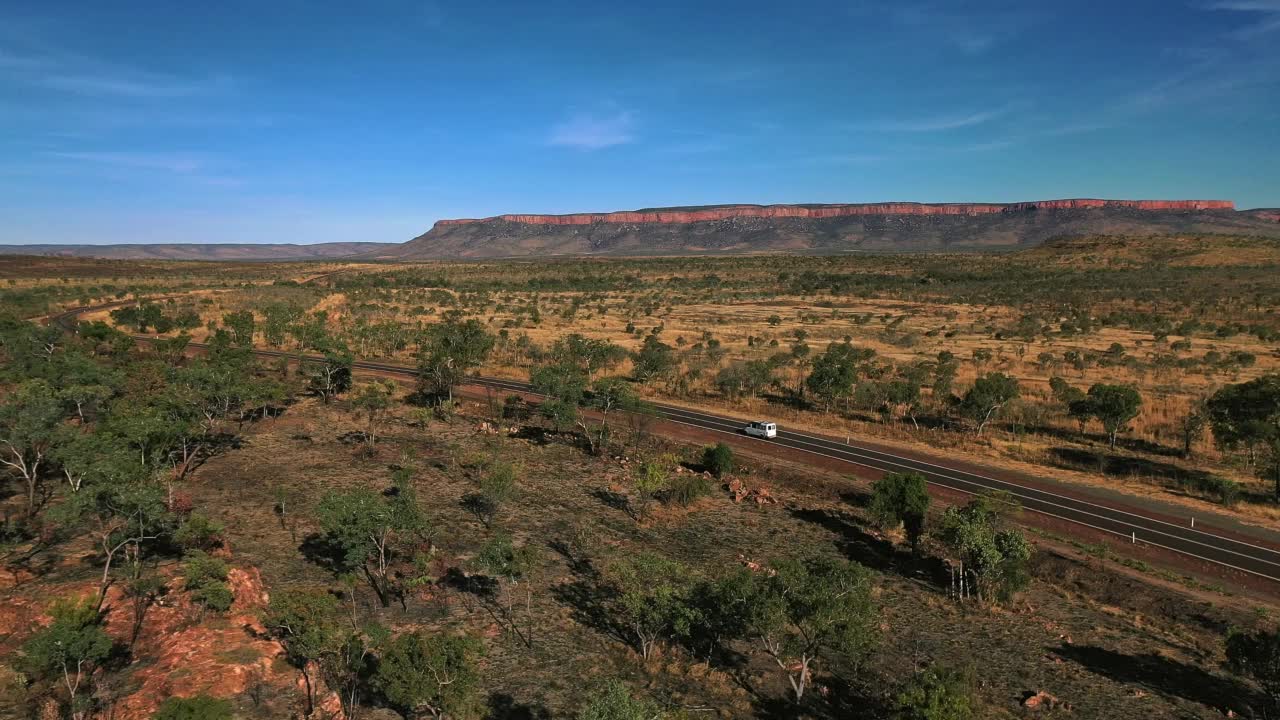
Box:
(84, 234), (1280, 522)
(3, 235), (1280, 718)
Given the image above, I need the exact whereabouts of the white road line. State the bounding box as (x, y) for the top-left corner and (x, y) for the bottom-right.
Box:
(475, 376), (1280, 570)
(655, 407), (1280, 572)
(67, 299), (1277, 585)
(654, 414), (1280, 583)
(658, 403), (1280, 559)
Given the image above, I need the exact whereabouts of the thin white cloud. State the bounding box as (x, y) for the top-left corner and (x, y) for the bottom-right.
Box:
(880, 2), (1043, 55)
(1203, 0), (1280, 36)
(0, 49), (228, 98)
(46, 151), (211, 174)
(548, 111), (635, 150)
(856, 104), (1016, 133)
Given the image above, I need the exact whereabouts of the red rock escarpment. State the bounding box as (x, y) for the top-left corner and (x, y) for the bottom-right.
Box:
(434, 199), (1235, 228)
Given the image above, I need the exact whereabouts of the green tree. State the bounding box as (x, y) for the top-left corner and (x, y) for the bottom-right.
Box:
(174, 512), (225, 552)
(632, 335), (676, 385)
(1048, 376), (1084, 407)
(958, 373), (1020, 436)
(1178, 399), (1209, 458)
(263, 589), (372, 718)
(805, 342), (871, 412)
(183, 551), (234, 612)
(55, 472), (171, 612)
(702, 442), (734, 478)
(123, 570), (166, 646)
(1207, 375), (1280, 500)
(931, 354), (959, 403)
(416, 319), (495, 402)
(152, 695), (233, 720)
(351, 380), (396, 450)
(632, 454), (674, 521)
(0, 378), (65, 511)
(19, 596), (113, 720)
(578, 680), (666, 720)
(473, 532), (538, 647)
(1225, 626), (1280, 716)
(609, 552), (699, 659)
(939, 495), (1032, 604)
(374, 632), (483, 720)
(582, 377), (641, 455)
(316, 471), (428, 607)
(1071, 384), (1143, 448)
(894, 666), (976, 720)
(464, 460), (518, 528)
(553, 333), (627, 382)
(529, 362), (588, 431)
(869, 472), (931, 553)
(731, 557), (877, 703)
(262, 303), (301, 348)
(530, 365), (639, 455)
(221, 310), (256, 347)
(50, 428), (132, 494)
(305, 343), (353, 404)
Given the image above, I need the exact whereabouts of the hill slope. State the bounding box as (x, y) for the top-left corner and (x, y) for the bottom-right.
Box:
(378, 199), (1280, 259)
(0, 242), (394, 261)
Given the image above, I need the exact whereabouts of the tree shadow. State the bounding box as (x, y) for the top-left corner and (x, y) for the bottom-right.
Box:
(549, 576), (629, 648)
(787, 506), (896, 572)
(1047, 447), (1252, 502)
(440, 566), (498, 601)
(838, 489), (872, 509)
(1054, 643), (1259, 714)
(460, 493), (495, 528)
(810, 671), (893, 720)
(547, 538), (596, 579)
(508, 425), (552, 446)
(298, 532), (348, 575)
(787, 506), (950, 587)
(486, 693), (551, 720)
(590, 487), (634, 518)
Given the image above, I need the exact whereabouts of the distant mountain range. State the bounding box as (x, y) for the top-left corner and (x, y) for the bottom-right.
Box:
(372, 199), (1280, 259)
(3, 201), (1278, 261)
(0, 242), (395, 261)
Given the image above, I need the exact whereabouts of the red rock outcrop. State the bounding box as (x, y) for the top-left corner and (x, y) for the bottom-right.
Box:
(434, 199), (1234, 228)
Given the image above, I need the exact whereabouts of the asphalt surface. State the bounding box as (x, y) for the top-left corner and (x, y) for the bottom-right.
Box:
(49, 303), (1280, 585)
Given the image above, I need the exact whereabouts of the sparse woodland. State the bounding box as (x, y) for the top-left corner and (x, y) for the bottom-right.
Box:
(1, 235), (1279, 718)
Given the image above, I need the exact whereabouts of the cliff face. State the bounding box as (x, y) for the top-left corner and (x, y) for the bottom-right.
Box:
(374, 199), (1280, 260)
(434, 199), (1235, 229)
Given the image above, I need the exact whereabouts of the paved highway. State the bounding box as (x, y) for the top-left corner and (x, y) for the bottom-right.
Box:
(49, 303), (1280, 585)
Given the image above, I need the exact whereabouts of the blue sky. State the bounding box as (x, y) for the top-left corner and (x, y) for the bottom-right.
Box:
(2, 1), (1278, 245)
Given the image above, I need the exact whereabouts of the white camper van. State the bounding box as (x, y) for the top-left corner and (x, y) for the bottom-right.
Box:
(743, 421), (777, 439)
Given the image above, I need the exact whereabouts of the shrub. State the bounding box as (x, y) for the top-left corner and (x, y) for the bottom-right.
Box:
(1219, 479), (1241, 507)
(175, 513), (225, 552)
(869, 472), (931, 552)
(702, 443), (734, 478)
(375, 632), (483, 719)
(1226, 627), (1280, 715)
(895, 666), (976, 720)
(153, 695), (234, 720)
(183, 552), (234, 612)
(20, 596), (113, 715)
(666, 472), (713, 506)
(578, 680), (666, 720)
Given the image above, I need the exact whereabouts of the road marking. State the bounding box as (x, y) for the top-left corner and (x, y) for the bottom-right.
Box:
(653, 406), (1280, 571)
(50, 301), (1280, 584)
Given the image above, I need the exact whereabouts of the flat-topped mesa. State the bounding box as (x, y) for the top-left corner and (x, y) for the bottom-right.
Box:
(433, 199), (1235, 228)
